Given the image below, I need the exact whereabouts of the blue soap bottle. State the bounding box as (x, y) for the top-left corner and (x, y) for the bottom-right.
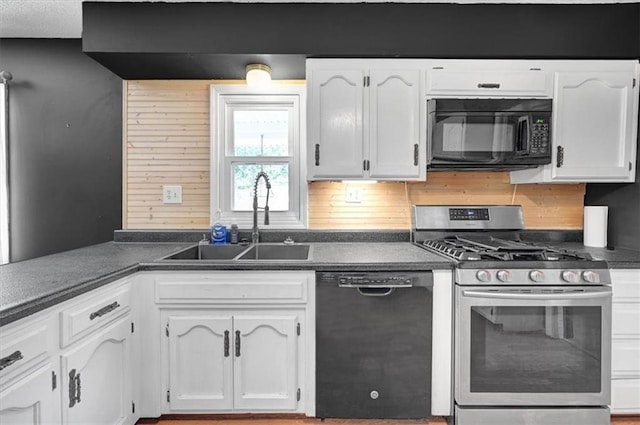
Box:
(211, 210), (227, 245)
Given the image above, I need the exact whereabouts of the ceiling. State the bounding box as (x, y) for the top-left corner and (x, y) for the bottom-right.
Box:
(0, 0), (635, 39)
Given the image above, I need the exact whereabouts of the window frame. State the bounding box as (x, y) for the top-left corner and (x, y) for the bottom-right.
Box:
(210, 84), (307, 229)
(0, 82), (9, 264)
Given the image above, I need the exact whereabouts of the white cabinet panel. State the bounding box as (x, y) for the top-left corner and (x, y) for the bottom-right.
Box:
(612, 302), (640, 337)
(233, 315), (298, 411)
(0, 318), (53, 390)
(369, 69), (423, 179)
(61, 317), (132, 425)
(552, 72), (636, 181)
(427, 69), (550, 97)
(167, 314), (233, 411)
(309, 68), (365, 178)
(611, 378), (640, 414)
(307, 59), (426, 181)
(0, 364), (59, 425)
(611, 339), (640, 377)
(512, 62), (639, 184)
(610, 269), (640, 414)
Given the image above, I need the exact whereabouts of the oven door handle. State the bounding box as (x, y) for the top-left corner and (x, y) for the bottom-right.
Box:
(461, 289), (611, 300)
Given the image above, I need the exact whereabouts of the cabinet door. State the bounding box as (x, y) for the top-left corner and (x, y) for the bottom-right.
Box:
(61, 317), (132, 425)
(308, 69), (365, 179)
(368, 69), (423, 179)
(0, 364), (59, 425)
(167, 314), (233, 411)
(233, 315), (298, 410)
(552, 71), (637, 181)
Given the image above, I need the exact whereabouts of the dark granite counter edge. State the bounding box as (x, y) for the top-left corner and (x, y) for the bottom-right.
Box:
(115, 229), (585, 244)
(138, 261), (455, 273)
(0, 265), (139, 326)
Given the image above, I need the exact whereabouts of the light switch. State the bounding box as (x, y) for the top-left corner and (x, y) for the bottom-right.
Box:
(163, 185), (182, 204)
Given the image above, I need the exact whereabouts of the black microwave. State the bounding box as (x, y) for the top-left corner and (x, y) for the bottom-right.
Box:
(427, 98), (552, 170)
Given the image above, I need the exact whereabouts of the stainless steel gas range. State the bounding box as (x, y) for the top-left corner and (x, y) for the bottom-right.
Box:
(412, 205), (612, 425)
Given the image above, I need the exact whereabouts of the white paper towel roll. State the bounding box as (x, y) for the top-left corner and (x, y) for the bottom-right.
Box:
(583, 206), (608, 248)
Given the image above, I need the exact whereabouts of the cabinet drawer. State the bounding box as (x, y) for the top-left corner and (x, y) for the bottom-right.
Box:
(0, 318), (52, 387)
(611, 269), (640, 301)
(427, 69), (550, 96)
(612, 339), (640, 377)
(60, 286), (131, 347)
(155, 272), (309, 304)
(613, 302), (640, 337)
(611, 378), (640, 414)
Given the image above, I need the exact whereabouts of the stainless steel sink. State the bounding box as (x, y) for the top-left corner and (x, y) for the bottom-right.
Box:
(163, 243), (311, 261)
(165, 244), (250, 260)
(237, 244), (311, 261)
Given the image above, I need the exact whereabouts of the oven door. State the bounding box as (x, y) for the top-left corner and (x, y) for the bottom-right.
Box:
(455, 285), (611, 406)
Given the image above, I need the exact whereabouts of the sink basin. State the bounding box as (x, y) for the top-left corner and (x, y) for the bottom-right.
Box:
(165, 244), (250, 260)
(237, 244), (311, 261)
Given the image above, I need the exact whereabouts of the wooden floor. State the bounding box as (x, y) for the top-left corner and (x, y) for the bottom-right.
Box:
(137, 416), (640, 425)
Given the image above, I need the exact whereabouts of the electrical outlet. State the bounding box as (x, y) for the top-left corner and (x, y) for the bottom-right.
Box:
(163, 185), (182, 204)
(345, 186), (362, 203)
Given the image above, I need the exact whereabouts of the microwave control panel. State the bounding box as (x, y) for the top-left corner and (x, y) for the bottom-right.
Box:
(530, 115), (550, 155)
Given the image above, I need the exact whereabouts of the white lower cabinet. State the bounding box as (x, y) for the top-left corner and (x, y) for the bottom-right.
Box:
(610, 269), (640, 414)
(0, 363), (59, 425)
(0, 276), (136, 425)
(60, 316), (133, 425)
(152, 270), (315, 415)
(164, 311), (300, 412)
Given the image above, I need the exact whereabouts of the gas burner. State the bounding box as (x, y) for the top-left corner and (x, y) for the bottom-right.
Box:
(420, 235), (594, 263)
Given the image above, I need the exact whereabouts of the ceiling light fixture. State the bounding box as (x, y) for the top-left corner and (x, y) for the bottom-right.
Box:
(245, 64), (272, 87)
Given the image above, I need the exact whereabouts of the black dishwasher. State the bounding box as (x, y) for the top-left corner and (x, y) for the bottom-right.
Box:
(316, 271), (432, 419)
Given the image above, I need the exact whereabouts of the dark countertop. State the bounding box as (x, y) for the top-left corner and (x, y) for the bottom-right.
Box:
(542, 242), (640, 269)
(0, 241), (452, 326)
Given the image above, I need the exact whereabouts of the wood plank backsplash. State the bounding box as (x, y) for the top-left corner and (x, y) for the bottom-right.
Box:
(123, 80), (585, 230)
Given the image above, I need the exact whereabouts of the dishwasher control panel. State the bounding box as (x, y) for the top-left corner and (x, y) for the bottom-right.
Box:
(338, 275), (414, 287)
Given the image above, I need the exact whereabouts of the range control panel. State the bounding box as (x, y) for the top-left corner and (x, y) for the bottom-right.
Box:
(449, 208), (490, 221)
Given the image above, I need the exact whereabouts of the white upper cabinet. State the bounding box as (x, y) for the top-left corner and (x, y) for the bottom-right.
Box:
(307, 59), (425, 181)
(425, 60), (552, 98)
(511, 61), (640, 183)
(308, 68), (365, 178)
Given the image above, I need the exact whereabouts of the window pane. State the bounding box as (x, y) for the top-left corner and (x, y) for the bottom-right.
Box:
(233, 110), (289, 156)
(232, 164), (289, 212)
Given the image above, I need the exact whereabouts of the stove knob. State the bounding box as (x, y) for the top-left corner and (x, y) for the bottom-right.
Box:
(582, 270), (601, 283)
(476, 270), (492, 283)
(561, 270), (580, 283)
(496, 270), (512, 282)
(529, 270), (545, 283)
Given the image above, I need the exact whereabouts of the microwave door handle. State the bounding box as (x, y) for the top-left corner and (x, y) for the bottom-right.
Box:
(516, 116), (529, 154)
(462, 289), (611, 300)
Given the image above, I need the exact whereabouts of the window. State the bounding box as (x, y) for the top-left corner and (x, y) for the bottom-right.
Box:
(0, 81), (9, 264)
(210, 85), (306, 228)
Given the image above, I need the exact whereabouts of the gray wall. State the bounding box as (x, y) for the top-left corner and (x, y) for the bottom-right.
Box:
(0, 39), (122, 262)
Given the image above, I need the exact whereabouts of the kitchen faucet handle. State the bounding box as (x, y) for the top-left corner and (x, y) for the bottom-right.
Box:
(283, 236), (295, 245)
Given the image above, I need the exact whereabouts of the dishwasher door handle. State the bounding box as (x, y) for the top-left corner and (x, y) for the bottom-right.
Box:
(356, 287), (395, 297)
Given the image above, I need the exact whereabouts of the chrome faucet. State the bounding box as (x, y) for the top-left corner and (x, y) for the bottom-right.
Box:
(251, 171), (271, 245)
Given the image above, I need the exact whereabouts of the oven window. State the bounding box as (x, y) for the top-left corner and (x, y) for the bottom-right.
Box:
(469, 306), (602, 393)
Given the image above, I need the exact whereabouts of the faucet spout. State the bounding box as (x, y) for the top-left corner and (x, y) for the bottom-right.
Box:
(251, 171), (271, 245)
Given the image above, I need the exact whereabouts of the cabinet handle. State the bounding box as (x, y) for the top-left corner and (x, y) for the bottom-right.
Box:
(0, 350), (23, 371)
(556, 145), (565, 168)
(235, 330), (241, 357)
(224, 330), (230, 357)
(477, 83), (500, 89)
(413, 144), (419, 166)
(89, 301), (120, 320)
(68, 369), (81, 408)
(314, 144), (320, 166)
